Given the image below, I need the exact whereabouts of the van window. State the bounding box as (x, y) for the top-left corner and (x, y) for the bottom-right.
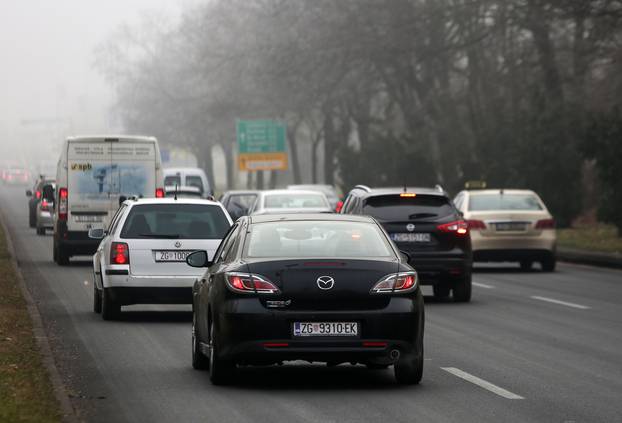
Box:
(164, 175), (181, 186)
(186, 175), (204, 194)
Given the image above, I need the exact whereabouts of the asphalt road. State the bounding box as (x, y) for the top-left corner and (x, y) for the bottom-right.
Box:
(2, 185), (621, 423)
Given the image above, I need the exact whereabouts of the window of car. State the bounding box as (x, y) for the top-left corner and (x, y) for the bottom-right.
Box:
(263, 193), (328, 209)
(120, 204), (230, 239)
(164, 175), (181, 187)
(245, 221), (394, 258)
(468, 193), (543, 211)
(42, 184), (55, 202)
(214, 224), (240, 263)
(185, 175), (204, 194)
(453, 192), (464, 210)
(108, 204), (128, 234)
(363, 195), (455, 221)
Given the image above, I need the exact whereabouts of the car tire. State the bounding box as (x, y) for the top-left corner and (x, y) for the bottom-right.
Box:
(93, 278), (102, 314)
(57, 246), (69, 266)
(192, 312), (209, 370)
(29, 208), (36, 228)
(453, 272), (472, 303)
(36, 226), (45, 236)
(433, 283), (450, 299)
(52, 243), (58, 263)
(208, 319), (235, 385)
(101, 288), (120, 320)
(520, 260), (533, 271)
(541, 255), (556, 272)
(394, 346), (423, 385)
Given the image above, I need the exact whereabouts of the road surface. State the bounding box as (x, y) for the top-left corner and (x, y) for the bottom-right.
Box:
(2, 186), (621, 423)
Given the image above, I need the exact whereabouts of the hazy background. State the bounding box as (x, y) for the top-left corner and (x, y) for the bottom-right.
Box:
(0, 0), (191, 167)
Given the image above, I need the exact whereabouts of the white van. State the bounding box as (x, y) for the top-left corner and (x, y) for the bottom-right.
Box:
(53, 135), (164, 265)
(163, 167), (212, 198)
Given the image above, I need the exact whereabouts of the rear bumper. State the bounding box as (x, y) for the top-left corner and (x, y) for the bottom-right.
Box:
(407, 256), (471, 285)
(107, 287), (192, 306)
(37, 211), (53, 228)
(105, 273), (198, 289)
(473, 249), (555, 262)
(56, 229), (100, 255)
(471, 231), (556, 253)
(212, 295), (424, 363)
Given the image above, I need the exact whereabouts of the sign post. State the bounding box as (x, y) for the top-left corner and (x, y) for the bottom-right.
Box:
(237, 119), (288, 171)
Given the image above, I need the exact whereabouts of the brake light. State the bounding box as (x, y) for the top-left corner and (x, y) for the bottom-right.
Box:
(35, 190), (41, 199)
(335, 200), (344, 213)
(535, 218), (555, 229)
(111, 242), (129, 265)
(58, 188), (68, 220)
(155, 188), (165, 198)
(437, 220), (469, 235)
(225, 272), (280, 294)
(370, 272), (418, 294)
(467, 219), (486, 230)
(41, 199), (49, 211)
(400, 193), (417, 197)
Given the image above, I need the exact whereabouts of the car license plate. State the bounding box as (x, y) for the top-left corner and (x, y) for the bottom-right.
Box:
(293, 322), (358, 337)
(495, 222), (526, 231)
(390, 233), (431, 243)
(154, 250), (194, 262)
(75, 215), (102, 223)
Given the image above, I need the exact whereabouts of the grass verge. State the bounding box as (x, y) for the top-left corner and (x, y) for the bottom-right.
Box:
(558, 224), (622, 255)
(0, 224), (61, 423)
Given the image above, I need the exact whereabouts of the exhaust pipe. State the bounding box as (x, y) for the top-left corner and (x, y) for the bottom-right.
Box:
(390, 349), (400, 361)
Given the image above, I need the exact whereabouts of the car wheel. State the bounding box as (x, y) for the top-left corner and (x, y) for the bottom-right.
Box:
(52, 242), (58, 263)
(541, 255), (556, 272)
(453, 272), (472, 303)
(520, 260), (533, 271)
(57, 245), (69, 266)
(208, 319), (234, 385)
(101, 288), (120, 320)
(192, 312), (209, 370)
(36, 226), (45, 236)
(433, 283), (450, 299)
(394, 346), (423, 385)
(29, 209), (36, 228)
(93, 277), (102, 314)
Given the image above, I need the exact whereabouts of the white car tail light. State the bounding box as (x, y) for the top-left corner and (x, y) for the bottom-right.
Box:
(111, 242), (130, 265)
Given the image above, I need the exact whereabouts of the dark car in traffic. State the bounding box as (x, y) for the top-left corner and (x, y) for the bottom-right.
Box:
(340, 185), (472, 302)
(27, 176), (55, 229)
(186, 214), (424, 385)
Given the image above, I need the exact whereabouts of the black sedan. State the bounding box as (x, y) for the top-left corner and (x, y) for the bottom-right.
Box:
(186, 214), (424, 385)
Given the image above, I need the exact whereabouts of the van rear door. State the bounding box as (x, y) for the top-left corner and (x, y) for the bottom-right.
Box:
(108, 140), (157, 207)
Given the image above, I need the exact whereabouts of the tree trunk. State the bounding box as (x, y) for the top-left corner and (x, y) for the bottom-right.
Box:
(287, 124), (302, 184)
(322, 105), (336, 185)
(222, 141), (234, 190)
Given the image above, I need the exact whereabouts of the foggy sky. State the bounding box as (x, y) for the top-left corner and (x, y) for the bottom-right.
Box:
(0, 0), (194, 164)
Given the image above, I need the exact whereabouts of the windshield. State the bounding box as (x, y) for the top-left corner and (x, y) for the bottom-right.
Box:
(121, 204), (230, 239)
(246, 221), (394, 258)
(469, 194), (543, 211)
(363, 195), (454, 221)
(264, 193), (328, 209)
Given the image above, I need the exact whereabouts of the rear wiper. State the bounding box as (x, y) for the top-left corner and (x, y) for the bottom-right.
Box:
(139, 233), (180, 239)
(408, 213), (438, 219)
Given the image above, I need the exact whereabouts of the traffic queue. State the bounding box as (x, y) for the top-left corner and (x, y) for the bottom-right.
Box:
(22, 134), (557, 386)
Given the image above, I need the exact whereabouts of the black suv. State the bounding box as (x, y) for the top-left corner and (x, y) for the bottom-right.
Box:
(340, 185), (472, 302)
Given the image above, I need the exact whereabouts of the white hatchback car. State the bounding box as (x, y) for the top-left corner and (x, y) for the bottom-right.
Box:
(90, 198), (232, 320)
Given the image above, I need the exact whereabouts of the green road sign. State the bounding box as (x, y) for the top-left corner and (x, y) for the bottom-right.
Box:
(237, 120), (286, 154)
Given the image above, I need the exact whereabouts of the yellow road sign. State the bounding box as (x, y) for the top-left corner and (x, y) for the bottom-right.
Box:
(238, 152), (288, 171)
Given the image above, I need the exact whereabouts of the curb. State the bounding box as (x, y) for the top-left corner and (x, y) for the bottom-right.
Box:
(0, 212), (79, 423)
(558, 247), (622, 270)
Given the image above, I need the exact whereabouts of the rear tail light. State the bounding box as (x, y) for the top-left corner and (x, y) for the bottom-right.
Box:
(35, 190), (42, 199)
(535, 219), (555, 229)
(111, 242), (130, 265)
(467, 219), (486, 230)
(370, 272), (418, 294)
(335, 200), (344, 213)
(58, 188), (68, 220)
(225, 272), (280, 294)
(437, 220), (469, 235)
(41, 199), (49, 211)
(155, 188), (165, 198)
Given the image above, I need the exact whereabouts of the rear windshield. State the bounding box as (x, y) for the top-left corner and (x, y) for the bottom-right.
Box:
(363, 195), (454, 221)
(246, 221), (394, 258)
(469, 194), (543, 211)
(186, 175), (204, 193)
(264, 193), (328, 209)
(121, 204), (230, 239)
(164, 175), (181, 186)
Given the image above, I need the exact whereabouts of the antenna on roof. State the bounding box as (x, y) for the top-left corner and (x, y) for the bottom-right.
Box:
(174, 183), (178, 201)
(403, 183), (407, 193)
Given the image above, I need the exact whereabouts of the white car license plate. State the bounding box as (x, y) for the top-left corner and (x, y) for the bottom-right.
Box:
(155, 250), (194, 262)
(495, 222), (526, 231)
(390, 233), (431, 243)
(293, 322), (358, 337)
(75, 215), (103, 223)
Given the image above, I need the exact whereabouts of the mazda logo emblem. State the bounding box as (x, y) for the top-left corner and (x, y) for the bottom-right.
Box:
(174, 241), (182, 248)
(406, 223), (415, 232)
(317, 276), (335, 290)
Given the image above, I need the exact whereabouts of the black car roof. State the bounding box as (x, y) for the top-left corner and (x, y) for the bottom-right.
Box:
(355, 187), (447, 197)
(249, 213), (375, 224)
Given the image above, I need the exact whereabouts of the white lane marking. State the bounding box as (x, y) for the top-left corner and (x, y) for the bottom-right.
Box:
(472, 282), (495, 289)
(530, 296), (590, 310)
(441, 367), (524, 400)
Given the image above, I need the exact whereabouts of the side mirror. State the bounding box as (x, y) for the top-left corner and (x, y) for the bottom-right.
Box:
(399, 250), (411, 263)
(186, 250), (211, 268)
(88, 228), (106, 239)
(119, 195), (127, 206)
(26, 190), (32, 197)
